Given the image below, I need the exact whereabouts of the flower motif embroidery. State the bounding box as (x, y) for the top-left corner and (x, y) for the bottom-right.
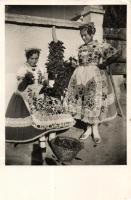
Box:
(78, 41), (117, 65)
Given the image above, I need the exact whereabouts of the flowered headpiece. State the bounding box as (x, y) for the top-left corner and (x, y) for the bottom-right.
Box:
(79, 22), (96, 35)
(25, 47), (41, 53)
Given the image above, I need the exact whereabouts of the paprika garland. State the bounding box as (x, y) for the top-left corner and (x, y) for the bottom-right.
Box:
(46, 40), (75, 98)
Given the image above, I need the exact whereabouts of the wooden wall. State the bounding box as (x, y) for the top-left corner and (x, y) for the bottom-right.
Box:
(103, 27), (126, 75)
(103, 5), (126, 75)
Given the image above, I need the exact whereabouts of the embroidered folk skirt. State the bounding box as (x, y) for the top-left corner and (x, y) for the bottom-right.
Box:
(6, 93), (75, 143)
(65, 65), (117, 124)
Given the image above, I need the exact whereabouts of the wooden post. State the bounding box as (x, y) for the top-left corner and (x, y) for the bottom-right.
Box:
(52, 25), (58, 43)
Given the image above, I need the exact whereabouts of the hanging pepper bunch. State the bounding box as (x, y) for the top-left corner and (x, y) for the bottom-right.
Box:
(53, 61), (75, 98)
(46, 40), (75, 98)
(46, 40), (65, 80)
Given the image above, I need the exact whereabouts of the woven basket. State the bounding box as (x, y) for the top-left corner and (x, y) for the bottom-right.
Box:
(50, 136), (82, 162)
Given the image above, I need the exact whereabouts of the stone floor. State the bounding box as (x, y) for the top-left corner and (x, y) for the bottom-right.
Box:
(5, 109), (126, 166)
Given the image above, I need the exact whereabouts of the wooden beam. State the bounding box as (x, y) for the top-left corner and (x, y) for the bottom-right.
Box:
(5, 13), (81, 29)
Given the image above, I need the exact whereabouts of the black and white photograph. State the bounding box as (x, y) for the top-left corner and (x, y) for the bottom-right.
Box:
(5, 5), (127, 165)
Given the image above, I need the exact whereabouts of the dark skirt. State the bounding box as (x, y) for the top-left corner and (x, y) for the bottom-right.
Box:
(5, 93), (75, 143)
(6, 93), (44, 143)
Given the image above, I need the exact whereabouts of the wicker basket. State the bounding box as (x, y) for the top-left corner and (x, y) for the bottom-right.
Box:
(50, 136), (82, 162)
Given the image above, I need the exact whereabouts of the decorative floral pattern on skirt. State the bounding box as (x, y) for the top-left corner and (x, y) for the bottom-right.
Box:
(65, 65), (117, 124)
(6, 89), (75, 143)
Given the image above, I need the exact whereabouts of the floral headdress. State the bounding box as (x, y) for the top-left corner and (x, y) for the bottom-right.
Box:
(25, 47), (41, 54)
(79, 22), (96, 35)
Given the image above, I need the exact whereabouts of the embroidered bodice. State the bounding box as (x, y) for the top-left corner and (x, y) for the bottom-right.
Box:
(16, 63), (46, 109)
(16, 63), (45, 85)
(78, 40), (118, 66)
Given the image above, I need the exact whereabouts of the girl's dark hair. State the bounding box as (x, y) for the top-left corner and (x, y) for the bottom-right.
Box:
(79, 22), (96, 35)
(25, 49), (40, 60)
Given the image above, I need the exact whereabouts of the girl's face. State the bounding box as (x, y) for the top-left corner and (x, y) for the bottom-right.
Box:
(27, 53), (39, 67)
(80, 29), (93, 44)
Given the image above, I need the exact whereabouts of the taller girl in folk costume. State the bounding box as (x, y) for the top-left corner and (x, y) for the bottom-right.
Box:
(64, 22), (119, 143)
(5, 48), (75, 143)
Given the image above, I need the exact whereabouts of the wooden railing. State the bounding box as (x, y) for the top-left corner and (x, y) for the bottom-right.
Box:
(5, 13), (81, 29)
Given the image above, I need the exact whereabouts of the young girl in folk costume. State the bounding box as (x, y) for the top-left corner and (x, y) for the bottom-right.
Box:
(5, 48), (75, 143)
(64, 22), (120, 143)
